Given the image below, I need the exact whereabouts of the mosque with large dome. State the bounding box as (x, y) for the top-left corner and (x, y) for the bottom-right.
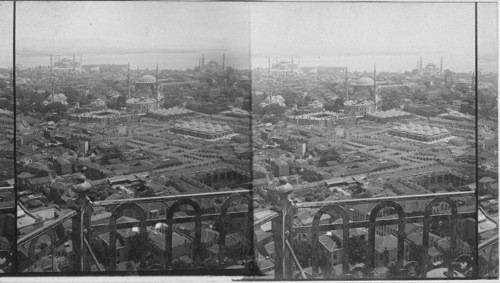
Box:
(343, 66), (380, 116)
(125, 64), (161, 113)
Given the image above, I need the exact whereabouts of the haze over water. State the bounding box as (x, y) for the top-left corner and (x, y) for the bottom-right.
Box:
(252, 53), (479, 74)
(16, 51), (250, 71)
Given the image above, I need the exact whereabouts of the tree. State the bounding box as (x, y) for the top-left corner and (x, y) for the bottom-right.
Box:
(262, 104), (286, 117)
(292, 239), (313, 268)
(261, 115), (280, 125)
(348, 236), (366, 264)
(226, 241), (253, 262)
(284, 96), (297, 107)
(107, 95), (127, 110)
(45, 113), (61, 123)
(302, 170), (323, 182)
(323, 100), (336, 112)
(43, 101), (68, 116)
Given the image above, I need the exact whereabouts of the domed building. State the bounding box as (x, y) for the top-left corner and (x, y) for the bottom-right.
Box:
(389, 122), (450, 142)
(455, 77), (472, 92)
(343, 99), (375, 117)
(132, 74), (157, 99)
(351, 77), (375, 92)
(43, 93), (68, 105)
(126, 64), (161, 110)
(345, 66), (379, 112)
(126, 97), (157, 114)
(171, 121), (233, 139)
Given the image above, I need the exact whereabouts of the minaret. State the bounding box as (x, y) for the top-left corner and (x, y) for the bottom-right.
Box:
(345, 65), (349, 101)
(73, 53), (76, 71)
(373, 65), (377, 111)
(440, 56), (443, 73)
(416, 59), (419, 72)
(291, 56), (294, 71)
(51, 81), (55, 102)
(50, 54), (53, 73)
(298, 56), (301, 71)
(127, 63), (131, 99)
(80, 55), (83, 68)
(8, 67), (12, 86)
(155, 63), (159, 108)
(201, 53), (205, 69)
(419, 56), (423, 72)
(268, 56), (271, 74)
(222, 53), (225, 70)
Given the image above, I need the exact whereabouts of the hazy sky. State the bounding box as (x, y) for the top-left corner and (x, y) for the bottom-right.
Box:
(478, 2), (498, 72)
(251, 2), (477, 72)
(0, 2), (13, 67)
(16, 2), (250, 61)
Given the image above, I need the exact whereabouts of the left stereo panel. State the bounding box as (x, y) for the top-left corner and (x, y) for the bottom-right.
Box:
(0, 0), (15, 274)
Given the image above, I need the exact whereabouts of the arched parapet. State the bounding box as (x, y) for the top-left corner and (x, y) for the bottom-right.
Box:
(421, 197), (457, 278)
(218, 194), (252, 264)
(166, 199), (202, 269)
(311, 205), (350, 278)
(27, 230), (58, 272)
(366, 201), (406, 276)
(108, 203), (147, 271)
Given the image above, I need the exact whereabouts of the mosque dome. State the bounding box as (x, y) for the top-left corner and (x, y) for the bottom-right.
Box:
(354, 77), (375, 86)
(457, 78), (467, 84)
(136, 75), (157, 84)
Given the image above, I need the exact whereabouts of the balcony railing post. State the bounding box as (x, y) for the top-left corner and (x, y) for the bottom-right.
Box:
(270, 185), (293, 279)
(71, 180), (92, 272)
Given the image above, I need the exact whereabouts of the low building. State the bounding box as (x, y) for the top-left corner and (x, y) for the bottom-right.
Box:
(125, 97), (157, 114)
(171, 121), (233, 139)
(389, 123), (451, 142)
(271, 159), (289, 177)
(344, 100), (375, 117)
(54, 157), (72, 175)
(146, 106), (194, 120)
(364, 109), (413, 123)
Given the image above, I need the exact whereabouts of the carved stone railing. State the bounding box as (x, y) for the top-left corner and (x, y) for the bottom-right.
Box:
(261, 189), (476, 279)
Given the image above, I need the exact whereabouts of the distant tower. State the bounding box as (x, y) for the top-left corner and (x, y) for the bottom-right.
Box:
(440, 56), (443, 73)
(8, 67), (12, 86)
(416, 59), (419, 72)
(291, 56), (294, 71)
(202, 53), (205, 69)
(155, 63), (159, 108)
(298, 56), (301, 71)
(50, 54), (53, 73)
(198, 57), (201, 69)
(222, 53), (225, 70)
(73, 53), (76, 71)
(80, 55), (83, 68)
(419, 56), (423, 72)
(373, 65), (377, 111)
(268, 56), (271, 74)
(345, 65), (349, 101)
(127, 63), (131, 98)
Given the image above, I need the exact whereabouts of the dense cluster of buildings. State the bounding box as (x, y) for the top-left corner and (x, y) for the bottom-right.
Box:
(251, 55), (488, 278)
(15, 55), (253, 272)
